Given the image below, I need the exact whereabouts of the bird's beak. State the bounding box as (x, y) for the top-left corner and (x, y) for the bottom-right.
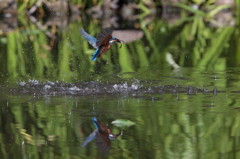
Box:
(118, 39), (124, 48)
(111, 38), (124, 48)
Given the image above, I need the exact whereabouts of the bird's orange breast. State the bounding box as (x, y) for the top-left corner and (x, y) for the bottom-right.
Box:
(99, 45), (111, 57)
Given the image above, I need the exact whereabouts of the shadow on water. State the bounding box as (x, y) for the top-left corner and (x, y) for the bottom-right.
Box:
(1, 0), (240, 159)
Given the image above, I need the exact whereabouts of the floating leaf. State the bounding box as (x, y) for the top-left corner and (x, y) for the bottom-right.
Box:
(111, 119), (135, 128)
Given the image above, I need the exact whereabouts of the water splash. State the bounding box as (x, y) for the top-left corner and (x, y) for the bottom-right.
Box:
(13, 80), (214, 97)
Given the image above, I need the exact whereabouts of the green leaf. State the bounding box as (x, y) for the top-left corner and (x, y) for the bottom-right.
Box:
(173, 3), (205, 16)
(206, 5), (230, 19)
(111, 119), (135, 128)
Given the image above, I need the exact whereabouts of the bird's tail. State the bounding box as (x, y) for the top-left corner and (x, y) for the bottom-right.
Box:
(92, 117), (101, 130)
(92, 48), (100, 61)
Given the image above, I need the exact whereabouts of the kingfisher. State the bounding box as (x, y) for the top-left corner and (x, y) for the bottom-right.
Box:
(80, 28), (123, 61)
(82, 117), (122, 155)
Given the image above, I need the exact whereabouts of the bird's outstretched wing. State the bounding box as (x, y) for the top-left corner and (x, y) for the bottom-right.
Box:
(96, 28), (113, 47)
(82, 129), (98, 147)
(80, 28), (98, 49)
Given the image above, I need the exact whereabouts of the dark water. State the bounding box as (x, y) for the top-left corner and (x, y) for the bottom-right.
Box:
(1, 8), (240, 158)
(1, 68), (240, 158)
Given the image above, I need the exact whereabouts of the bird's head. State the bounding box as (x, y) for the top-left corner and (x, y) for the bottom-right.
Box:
(109, 37), (124, 48)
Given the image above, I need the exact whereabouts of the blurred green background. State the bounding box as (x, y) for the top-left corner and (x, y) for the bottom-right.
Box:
(0, 0), (239, 81)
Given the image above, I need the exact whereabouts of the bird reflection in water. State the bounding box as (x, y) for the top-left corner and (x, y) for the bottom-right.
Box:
(82, 117), (123, 155)
(80, 28), (123, 61)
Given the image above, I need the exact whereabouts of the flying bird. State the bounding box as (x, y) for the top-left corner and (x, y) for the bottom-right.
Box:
(80, 28), (123, 61)
(82, 117), (122, 155)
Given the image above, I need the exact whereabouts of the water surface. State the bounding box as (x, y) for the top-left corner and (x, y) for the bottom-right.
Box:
(1, 67), (240, 159)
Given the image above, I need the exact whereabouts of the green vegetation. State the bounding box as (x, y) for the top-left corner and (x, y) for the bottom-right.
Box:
(0, 1), (239, 82)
